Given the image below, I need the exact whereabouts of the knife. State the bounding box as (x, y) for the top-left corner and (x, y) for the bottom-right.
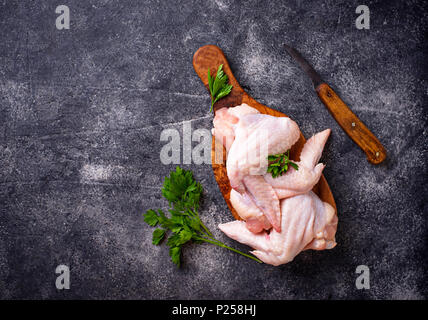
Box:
(284, 44), (387, 164)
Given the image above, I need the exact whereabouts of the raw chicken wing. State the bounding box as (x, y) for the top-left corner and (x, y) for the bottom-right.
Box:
(226, 114), (300, 193)
(229, 189), (272, 233)
(219, 191), (337, 266)
(264, 129), (331, 199)
(212, 104), (260, 152)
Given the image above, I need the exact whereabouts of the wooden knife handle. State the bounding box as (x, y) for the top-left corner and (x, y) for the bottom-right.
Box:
(316, 83), (387, 164)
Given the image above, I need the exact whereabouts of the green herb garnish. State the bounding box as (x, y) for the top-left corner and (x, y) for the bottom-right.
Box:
(207, 64), (233, 112)
(267, 150), (299, 178)
(143, 166), (262, 267)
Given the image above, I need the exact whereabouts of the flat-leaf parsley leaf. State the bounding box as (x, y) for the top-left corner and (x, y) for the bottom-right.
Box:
(208, 64), (233, 112)
(267, 150), (299, 178)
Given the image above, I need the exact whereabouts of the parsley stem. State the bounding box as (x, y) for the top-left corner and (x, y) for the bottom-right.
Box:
(199, 227), (214, 240)
(189, 209), (214, 238)
(199, 220), (214, 239)
(195, 236), (262, 263)
(197, 228), (215, 241)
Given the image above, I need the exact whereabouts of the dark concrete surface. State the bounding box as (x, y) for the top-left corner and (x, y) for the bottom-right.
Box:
(0, 0), (427, 299)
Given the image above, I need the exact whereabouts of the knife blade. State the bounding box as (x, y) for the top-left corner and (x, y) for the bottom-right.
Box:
(283, 44), (387, 165)
(284, 44), (323, 88)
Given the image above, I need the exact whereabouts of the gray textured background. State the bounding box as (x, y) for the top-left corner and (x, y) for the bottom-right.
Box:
(0, 0), (426, 299)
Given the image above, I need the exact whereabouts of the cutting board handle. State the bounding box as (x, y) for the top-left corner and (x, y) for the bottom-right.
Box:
(193, 45), (244, 110)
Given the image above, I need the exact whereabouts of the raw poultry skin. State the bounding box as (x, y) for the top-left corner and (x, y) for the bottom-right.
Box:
(229, 175), (282, 233)
(242, 175), (281, 231)
(264, 129), (331, 199)
(219, 191), (338, 266)
(212, 104), (260, 153)
(229, 189), (272, 233)
(226, 113), (300, 193)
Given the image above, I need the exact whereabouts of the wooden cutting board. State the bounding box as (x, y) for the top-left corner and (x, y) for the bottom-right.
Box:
(192, 45), (336, 220)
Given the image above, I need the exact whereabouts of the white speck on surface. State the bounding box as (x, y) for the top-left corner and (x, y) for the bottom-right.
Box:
(80, 164), (115, 182)
(214, 0), (229, 11)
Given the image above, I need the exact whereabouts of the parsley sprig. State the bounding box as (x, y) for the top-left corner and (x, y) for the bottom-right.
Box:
(267, 150), (299, 178)
(143, 166), (262, 267)
(208, 64), (233, 112)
